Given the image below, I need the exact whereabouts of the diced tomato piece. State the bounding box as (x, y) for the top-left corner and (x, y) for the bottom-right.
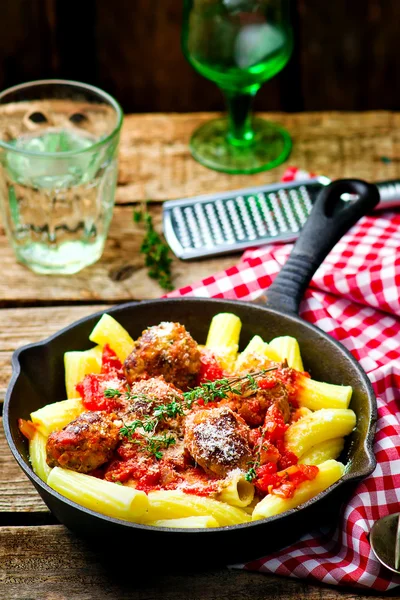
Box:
(135, 470), (162, 493)
(258, 378), (277, 390)
(275, 439), (298, 470)
(18, 418), (37, 441)
(101, 344), (124, 377)
(76, 373), (125, 412)
(293, 464), (319, 484)
(273, 367), (300, 407)
(196, 348), (225, 384)
(195, 399), (219, 409)
(269, 464), (319, 499)
(262, 404), (288, 444)
(271, 481), (296, 499)
(277, 450), (298, 470)
(254, 461), (279, 494)
(182, 485), (219, 497)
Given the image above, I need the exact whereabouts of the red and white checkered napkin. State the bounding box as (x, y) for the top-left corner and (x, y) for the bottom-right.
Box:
(166, 168), (400, 591)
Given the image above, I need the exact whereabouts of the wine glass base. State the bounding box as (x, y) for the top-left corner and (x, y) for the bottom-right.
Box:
(190, 117), (292, 174)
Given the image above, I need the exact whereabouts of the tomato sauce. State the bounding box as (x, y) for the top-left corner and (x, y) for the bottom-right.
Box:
(46, 337), (319, 502)
(196, 348), (225, 384)
(101, 344), (124, 377)
(76, 346), (126, 412)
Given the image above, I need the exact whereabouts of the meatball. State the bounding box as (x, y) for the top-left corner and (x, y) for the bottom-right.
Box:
(184, 406), (252, 477)
(124, 322), (201, 391)
(222, 379), (290, 427)
(120, 376), (184, 424)
(46, 411), (120, 473)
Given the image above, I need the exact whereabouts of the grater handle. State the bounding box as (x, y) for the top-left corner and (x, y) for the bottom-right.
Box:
(262, 179), (380, 315)
(376, 180), (400, 210)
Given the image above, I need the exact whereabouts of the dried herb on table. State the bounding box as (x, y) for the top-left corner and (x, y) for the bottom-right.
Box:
(133, 206), (173, 292)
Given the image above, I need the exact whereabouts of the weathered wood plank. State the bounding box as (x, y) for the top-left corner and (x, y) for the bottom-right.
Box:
(0, 306), (108, 403)
(0, 525), (395, 600)
(116, 112), (400, 202)
(0, 418), (47, 513)
(0, 204), (236, 303)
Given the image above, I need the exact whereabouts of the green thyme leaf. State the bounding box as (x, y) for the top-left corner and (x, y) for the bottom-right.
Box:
(244, 467), (258, 482)
(119, 367), (278, 459)
(133, 210), (143, 223)
(133, 206), (173, 292)
(104, 388), (122, 398)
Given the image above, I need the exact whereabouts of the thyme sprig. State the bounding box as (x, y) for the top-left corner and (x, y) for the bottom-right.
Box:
(133, 207), (173, 291)
(182, 369), (276, 408)
(121, 426), (176, 460)
(107, 366), (278, 460)
(245, 465), (258, 482)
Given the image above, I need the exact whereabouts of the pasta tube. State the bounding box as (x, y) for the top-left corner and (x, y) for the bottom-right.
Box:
(47, 467), (148, 520)
(205, 313), (241, 371)
(285, 408), (356, 458)
(293, 407), (313, 421)
(64, 346), (102, 399)
(235, 335), (281, 371)
(29, 431), (52, 483)
(296, 374), (353, 410)
(269, 336), (304, 372)
(89, 314), (134, 362)
(299, 437), (345, 465)
(217, 471), (255, 507)
(252, 459), (345, 520)
(146, 516), (220, 529)
(31, 398), (84, 437)
(142, 490), (251, 526)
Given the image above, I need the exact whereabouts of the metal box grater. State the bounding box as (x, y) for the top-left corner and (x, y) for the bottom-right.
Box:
(162, 177), (400, 260)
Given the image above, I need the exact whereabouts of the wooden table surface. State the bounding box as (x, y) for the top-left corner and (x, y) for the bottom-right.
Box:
(1, 112), (399, 600)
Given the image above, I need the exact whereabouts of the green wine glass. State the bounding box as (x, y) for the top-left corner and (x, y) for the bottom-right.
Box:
(182, 0), (293, 174)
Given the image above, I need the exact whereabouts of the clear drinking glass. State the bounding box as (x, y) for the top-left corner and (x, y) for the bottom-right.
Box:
(0, 80), (123, 274)
(182, 0), (293, 174)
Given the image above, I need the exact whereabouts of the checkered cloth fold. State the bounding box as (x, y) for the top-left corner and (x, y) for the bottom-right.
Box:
(166, 168), (400, 591)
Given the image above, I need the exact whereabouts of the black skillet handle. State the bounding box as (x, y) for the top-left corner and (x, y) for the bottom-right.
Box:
(261, 179), (380, 314)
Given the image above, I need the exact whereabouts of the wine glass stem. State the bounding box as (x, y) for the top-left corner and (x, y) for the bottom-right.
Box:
(224, 90), (256, 146)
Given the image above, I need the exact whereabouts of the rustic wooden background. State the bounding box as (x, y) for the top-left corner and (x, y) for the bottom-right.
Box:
(1, 0), (400, 113)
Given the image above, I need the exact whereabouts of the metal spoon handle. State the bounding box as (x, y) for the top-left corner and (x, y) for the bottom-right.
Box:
(376, 180), (400, 210)
(395, 514), (400, 571)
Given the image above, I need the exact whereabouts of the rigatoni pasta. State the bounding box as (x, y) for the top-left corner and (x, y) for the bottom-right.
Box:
(31, 398), (84, 437)
(252, 460), (345, 520)
(64, 346), (102, 399)
(268, 336), (304, 372)
(205, 312), (241, 371)
(142, 490), (251, 526)
(19, 311), (357, 529)
(89, 313), (135, 362)
(146, 516), (220, 529)
(299, 437), (345, 466)
(29, 431), (52, 483)
(217, 470), (255, 508)
(296, 373), (353, 410)
(284, 409), (356, 458)
(235, 335), (281, 371)
(47, 467), (148, 521)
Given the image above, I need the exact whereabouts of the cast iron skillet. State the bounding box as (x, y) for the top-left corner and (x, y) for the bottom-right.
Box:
(4, 179), (380, 565)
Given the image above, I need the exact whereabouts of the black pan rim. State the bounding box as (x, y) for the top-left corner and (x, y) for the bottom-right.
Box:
(3, 296), (378, 535)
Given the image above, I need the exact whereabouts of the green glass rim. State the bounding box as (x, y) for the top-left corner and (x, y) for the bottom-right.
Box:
(0, 79), (124, 158)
